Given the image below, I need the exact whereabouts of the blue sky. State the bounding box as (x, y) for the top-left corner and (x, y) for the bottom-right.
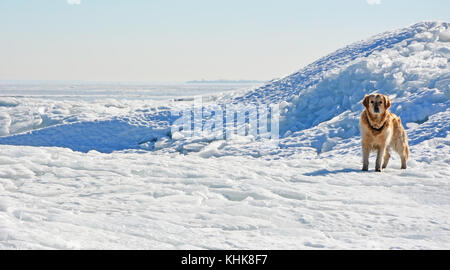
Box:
(0, 0), (449, 82)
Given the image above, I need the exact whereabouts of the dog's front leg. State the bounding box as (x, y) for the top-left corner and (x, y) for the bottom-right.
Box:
(375, 146), (386, 172)
(362, 144), (369, 171)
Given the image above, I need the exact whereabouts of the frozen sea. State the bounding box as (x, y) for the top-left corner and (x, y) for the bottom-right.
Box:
(0, 81), (261, 101)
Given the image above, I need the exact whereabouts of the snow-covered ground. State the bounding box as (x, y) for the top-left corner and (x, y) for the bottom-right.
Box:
(0, 22), (449, 249)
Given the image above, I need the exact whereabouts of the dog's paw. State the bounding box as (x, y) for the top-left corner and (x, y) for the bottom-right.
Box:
(362, 167), (369, 171)
(375, 167), (382, 172)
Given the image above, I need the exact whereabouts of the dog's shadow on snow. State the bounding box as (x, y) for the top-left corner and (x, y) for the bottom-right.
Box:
(303, 168), (361, 176)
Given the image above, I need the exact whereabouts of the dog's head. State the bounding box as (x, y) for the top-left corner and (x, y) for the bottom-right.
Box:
(362, 93), (391, 115)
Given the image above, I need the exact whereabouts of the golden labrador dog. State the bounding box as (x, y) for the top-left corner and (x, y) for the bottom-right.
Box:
(360, 93), (409, 172)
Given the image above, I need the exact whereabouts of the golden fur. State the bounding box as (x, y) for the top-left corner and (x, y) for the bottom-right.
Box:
(360, 93), (409, 172)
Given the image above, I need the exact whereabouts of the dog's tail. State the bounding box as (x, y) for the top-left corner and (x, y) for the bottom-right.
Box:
(398, 116), (410, 161)
(405, 144), (410, 160)
(403, 128), (410, 161)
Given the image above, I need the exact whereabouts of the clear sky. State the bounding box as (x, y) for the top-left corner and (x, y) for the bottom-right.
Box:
(0, 0), (449, 82)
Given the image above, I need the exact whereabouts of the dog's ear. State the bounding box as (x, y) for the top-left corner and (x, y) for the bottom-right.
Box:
(362, 95), (370, 109)
(384, 95), (391, 109)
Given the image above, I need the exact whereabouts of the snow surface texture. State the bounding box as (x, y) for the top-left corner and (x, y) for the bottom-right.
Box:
(0, 22), (449, 249)
(0, 142), (449, 249)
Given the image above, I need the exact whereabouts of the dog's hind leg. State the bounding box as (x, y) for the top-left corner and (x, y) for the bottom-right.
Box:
(392, 136), (409, 170)
(392, 117), (409, 169)
(382, 148), (390, 169)
(400, 145), (408, 169)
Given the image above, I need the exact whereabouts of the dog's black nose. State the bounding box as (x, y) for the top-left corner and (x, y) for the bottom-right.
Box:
(374, 106), (380, 113)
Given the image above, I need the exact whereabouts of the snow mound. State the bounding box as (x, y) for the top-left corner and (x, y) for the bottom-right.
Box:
(0, 98), (19, 107)
(250, 21), (449, 153)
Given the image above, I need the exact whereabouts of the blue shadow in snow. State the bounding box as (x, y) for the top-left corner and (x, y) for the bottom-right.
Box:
(304, 168), (362, 176)
(0, 111), (177, 153)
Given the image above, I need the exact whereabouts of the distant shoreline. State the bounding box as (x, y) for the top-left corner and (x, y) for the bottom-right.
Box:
(186, 80), (266, 84)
